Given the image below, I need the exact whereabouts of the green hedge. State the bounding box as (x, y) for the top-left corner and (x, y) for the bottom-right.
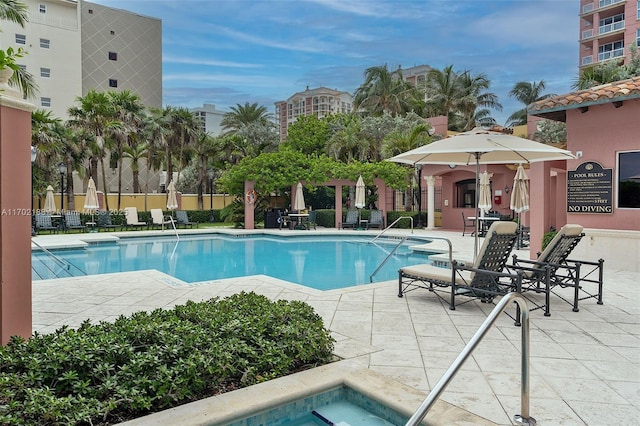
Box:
(0, 292), (334, 425)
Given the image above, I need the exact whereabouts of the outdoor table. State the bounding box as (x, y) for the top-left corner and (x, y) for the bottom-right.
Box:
(287, 213), (309, 230)
(359, 219), (369, 230)
(468, 216), (500, 237)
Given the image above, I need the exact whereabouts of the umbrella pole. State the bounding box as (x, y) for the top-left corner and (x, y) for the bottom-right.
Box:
(474, 153), (480, 260)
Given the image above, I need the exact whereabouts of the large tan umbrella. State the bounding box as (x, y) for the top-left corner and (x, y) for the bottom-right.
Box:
(389, 127), (575, 257)
(44, 185), (57, 213)
(478, 171), (492, 215)
(84, 177), (100, 229)
(166, 181), (179, 210)
(293, 182), (306, 211)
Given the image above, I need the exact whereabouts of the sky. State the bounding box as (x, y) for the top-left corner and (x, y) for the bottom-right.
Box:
(91, 0), (579, 125)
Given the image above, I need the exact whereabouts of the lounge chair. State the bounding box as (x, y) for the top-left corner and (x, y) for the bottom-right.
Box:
(150, 208), (175, 230)
(368, 209), (384, 229)
(34, 213), (59, 234)
(340, 209), (359, 229)
(175, 210), (197, 228)
(63, 211), (87, 233)
(96, 211), (120, 232)
(462, 212), (475, 236)
(399, 221), (522, 321)
(306, 210), (317, 230)
(123, 207), (147, 230)
(509, 224), (604, 316)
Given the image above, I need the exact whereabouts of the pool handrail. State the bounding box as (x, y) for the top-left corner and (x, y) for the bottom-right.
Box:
(370, 216), (413, 244)
(404, 291), (536, 426)
(31, 238), (87, 278)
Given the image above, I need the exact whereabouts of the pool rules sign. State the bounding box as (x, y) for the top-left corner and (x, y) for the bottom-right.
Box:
(567, 161), (613, 214)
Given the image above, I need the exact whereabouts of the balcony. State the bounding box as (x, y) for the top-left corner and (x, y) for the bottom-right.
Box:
(598, 0), (624, 8)
(598, 47), (624, 61)
(582, 29), (594, 39)
(581, 55), (594, 65)
(599, 20), (625, 35)
(582, 2), (594, 14)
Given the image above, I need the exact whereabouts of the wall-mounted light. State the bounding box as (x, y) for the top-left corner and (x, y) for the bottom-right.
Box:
(448, 164), (457, 169)
(504, 185), (510, 194)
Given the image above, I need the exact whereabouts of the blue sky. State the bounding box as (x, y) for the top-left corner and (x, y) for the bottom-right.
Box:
(92, 0), (579, 125)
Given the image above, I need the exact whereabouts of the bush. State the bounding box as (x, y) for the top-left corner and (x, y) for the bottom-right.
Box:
(0, 292), (334, 425)
(542, 230), (558, 250)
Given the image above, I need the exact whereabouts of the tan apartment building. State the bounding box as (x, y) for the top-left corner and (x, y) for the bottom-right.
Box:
(275, 86), (353, 141)
(579, 0), (640, 68)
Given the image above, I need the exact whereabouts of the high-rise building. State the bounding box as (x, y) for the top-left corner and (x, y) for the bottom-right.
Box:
(578, 0), (640, 68)
(190, 103), (226, 136)
(275, 86), (353, 141)
(0, 0), (161, 120)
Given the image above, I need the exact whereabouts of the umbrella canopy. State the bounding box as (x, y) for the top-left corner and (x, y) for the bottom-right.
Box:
(166, 181), (179, 210)
(293, 182), (306, 211)
(510, 165), (530, 214)
(389, 127), (574, 257)
(354, 175), (366, 209)
(478, 171), (492, 215)
(83, 177), (99, 211)
(44, 185), (57, 213)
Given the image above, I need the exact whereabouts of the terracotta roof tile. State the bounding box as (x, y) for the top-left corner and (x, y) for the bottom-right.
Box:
(529, 76), (640, 113)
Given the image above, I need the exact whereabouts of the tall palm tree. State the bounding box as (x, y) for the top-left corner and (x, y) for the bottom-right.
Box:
(506, 80), (553, 127)
(353, 64), (419, 116)
(381, 122), (432, 159)
(122, 143), (148, 193)
(423, 65), (461, 121)
(455, 71), (501, 131)
(1, 0), (38, 98)
(221, 102), (272, 134)
(163, 106), (199, 186)
(31, 109), (63, 201)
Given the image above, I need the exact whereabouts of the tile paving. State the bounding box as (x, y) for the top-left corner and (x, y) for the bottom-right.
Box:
(31, 228), (639, 425)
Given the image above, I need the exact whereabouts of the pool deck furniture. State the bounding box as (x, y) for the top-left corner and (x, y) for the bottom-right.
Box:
(340, 209), (359, 229)
(368, 210), (384, 229)
(123, 207), (148, 230)
(398, 221), (520, 317)
(509, 224), (604, 317)
(150, 209), (175, 231)
(461, 212), (475, 236)
(96, 211), (120, 232)
(34, 213), (60, 234)
(63, 211), (87, 233)
(175, 210), (197, 228)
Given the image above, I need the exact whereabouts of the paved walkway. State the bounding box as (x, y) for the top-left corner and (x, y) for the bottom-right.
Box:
(31, 228), (639, 425)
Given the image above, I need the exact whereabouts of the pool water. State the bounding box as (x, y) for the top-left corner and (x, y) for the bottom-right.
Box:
(32, 234), (434, 290)
(227, 386), (406, 426)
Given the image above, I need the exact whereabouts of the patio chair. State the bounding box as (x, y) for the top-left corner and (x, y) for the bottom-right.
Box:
(63, 211), (87, 233)
(368, 209), (385, 229)
(123, 207), (147, 230)
(175, 210), (197, 228)
(150, 208), (175, 230)
(461, 212), (475, 236)
(306, 210), (317, 230)
(34, 212), (60, 234)
(340, 209), (359, 229)
(399, 221), (522, 322)
(96, 210), (120, 232)
(276, 209), (290, 230)
(509, 224), (604, 316)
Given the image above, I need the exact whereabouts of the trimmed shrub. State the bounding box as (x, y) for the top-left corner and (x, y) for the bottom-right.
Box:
(0, 292), (334, 425)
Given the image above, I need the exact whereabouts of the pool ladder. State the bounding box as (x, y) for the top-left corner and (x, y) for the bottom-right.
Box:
(405, 292), (536, 425)
(31, 238), (86, 279)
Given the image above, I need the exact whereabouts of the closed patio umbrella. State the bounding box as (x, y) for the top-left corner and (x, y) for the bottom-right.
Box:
(511, 165), (530, 249)
(354, 175), (366, 228)
(389, 127), (574, 258)
(166, 181), (178, 211)
(293, 182), (306, 211)
(478, 171), (492, 215)
(44, 185), (57, 213)
(84, 177), (100, 230)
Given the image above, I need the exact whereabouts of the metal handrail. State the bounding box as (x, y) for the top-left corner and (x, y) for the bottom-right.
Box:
(31, 238), (86, 278)
(369, 235), (409, 282)
(405, 292), (536, 426)
(370, 216), (413, 244)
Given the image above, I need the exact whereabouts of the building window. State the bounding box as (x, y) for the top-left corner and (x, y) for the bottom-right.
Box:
(88, 9), (93, 14)
(110, 30), (115, 35)
(39, 4), (46, 13)
(599, 13), (625, 35)
(456, 179), (476, 208)
(40, 68), (50, 78)
(15, 34), (26, 44)
(638, 1), (640, 19)
(40, 97), (51, 108)
(108, 51), (117, 61)
(40, 38), (50, 49)
(618, 151), (640, 208)
(637, 29), (640, 46)
(108, 79), (118, 88)
(598, 40), (624, 61)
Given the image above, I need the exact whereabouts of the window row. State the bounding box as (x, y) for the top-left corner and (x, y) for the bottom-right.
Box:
(14, 34), (119, 61)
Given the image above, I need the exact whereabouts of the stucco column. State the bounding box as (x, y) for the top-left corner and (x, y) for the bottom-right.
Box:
(529, 162), (551, 258)
(0, 81), (36, 344)
(334, 185), (342, 228)
(244, 181), (255, 230)
(425, 175), (436, 229)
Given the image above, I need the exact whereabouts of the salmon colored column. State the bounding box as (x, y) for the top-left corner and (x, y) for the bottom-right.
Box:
(0, 84), (35, 344)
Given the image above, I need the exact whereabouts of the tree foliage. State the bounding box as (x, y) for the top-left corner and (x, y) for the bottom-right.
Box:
(573, 43), (640, 90)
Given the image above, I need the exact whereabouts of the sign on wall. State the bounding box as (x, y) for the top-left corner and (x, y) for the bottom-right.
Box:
(567, 161), (613, 214)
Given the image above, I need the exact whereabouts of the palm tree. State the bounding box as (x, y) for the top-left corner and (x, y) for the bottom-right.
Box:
(0, 0), (38, 98)
(162, 106), (199, 186)
(506, 81), (553, 127)
(381, 122), (432, 159)
(423, 65), (461, 121)
(122, 143), (148, 194)
(455, 71), (501, 131)
(221, 102), (272, 134)
(353, 64), (419, 116)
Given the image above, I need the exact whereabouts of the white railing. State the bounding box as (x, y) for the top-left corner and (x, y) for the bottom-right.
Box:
(598, 47), (624, 61)
(599, 20), (625, 35)
(582, 55), (594, 65)
(599, 0), (625, 8)
(582, 29), (594, 39)
(582, 2), (594, 13)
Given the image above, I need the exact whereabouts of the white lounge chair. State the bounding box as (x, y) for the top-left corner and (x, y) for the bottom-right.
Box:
(123, 207), (147, 230)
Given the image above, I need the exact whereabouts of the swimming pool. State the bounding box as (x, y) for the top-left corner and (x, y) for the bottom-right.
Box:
(32, 234), (435, 290)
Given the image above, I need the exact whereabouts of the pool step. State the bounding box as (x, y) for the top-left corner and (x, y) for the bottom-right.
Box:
(312, 401), (395, 425)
